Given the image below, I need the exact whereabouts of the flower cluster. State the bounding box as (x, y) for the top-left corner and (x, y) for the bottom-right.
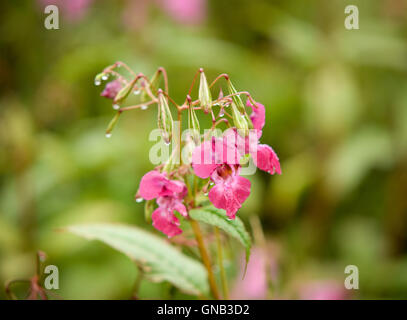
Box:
(96, 64), (281, 238)
(138, 171), (187, 237)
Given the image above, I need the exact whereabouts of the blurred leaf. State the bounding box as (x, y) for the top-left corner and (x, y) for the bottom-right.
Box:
(189, 206), (251, 264)
(305, 64), (360, 137)
(326, 126), (393, 196)
(66, 223), (208, 296)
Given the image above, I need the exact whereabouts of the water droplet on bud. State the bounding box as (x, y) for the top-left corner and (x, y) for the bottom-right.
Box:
(210, 182), (214, 186)
(136, 197), (143, 203)
(219, 110), (224, 117)
(94, 80), (101, 86)
(164, 141), (171, 146)
(105, 133), (112, 138)
(102, 75), (108, 81)
(113, 104), (120, 110)
(141, 105), (148, 110)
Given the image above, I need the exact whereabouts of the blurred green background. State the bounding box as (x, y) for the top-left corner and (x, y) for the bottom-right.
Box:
(1, 0), (407, 299)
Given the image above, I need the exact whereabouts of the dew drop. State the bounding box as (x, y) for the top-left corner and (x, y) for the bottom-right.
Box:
(164, 141), (171, 146)
(210, 182), (214, 186)
(141, 105), (148, 110)
(102, 75), (108, 81)
(204, 192), (209, 196)
(136, 197), (143, 203)
(94, 80), (101, 86)
(113, 104), (120, 110)
(133, 90), (141, 95)
(219, 110), (224, 117)
(105, 133), (112, 138)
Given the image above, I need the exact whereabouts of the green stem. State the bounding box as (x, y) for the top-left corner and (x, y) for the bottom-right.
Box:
(215, 227), (229, 299)
(131, 266), (144, 300)
(190, 220), (220, 300)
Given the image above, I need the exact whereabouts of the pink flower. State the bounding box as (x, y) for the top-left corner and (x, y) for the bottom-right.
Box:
(100, 80), (122, 100)
(158, 0), (207, 25)
(151, 191), (187, 238)
(138, 170), (186, 200)
(138, 170), (187, 237)
(223, 103), (282, 176)
(192, 137), (251, 219)
(191, 137), (241, 179)
(208, 165), (251, 219)
(255, 144), (281, 175)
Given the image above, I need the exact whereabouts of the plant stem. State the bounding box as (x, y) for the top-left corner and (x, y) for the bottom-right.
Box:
(190, 219), (220, 300)
(215, 227), (229, 299)
(131, 266), (144, 300)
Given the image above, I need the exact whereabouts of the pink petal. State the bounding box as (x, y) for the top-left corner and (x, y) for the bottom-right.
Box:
(208, 175), (251, 219)
(138, 170), (168, 200)
(156, 196), (188, 217)
(192, 140), (218, 178)
(173, 202), (188, 217)
(254, 144), (281, 175)
(165, 179), (187, 195)
(222, 129), (245, 164)
(152, 207), (182, 238)
(247, 101), (265, 137)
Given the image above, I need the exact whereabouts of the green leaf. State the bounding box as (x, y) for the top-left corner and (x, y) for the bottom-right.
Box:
(189, 206), (251, 264)
(66, 223), (208, 296)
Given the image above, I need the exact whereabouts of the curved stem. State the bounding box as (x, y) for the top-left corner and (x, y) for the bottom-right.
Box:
(209, 73), (229, 88)
(188, 69), (202, 96)
(190, 219), (220, 300)
(131, 266), (144, 300)
(158, 67), (169, 95)
(119, 100), (157, 112)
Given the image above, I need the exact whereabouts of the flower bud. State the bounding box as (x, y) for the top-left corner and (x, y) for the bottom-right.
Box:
(227, 80), (246, 114)
(100, 80), (122, 99)
(198, 69), (212, 113)
(231, 103), (249, 136)
(114, 79), (136, 104)
(157, 89), (173, 144)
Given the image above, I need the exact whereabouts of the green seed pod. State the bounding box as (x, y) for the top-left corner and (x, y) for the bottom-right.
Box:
(199, 69), (212, 113)
(105, 111), (121, 137)
(141, 70), (160, 102)
(157, 90), (173, 144)
(187, 97), (200, 144)
(114, 79), (136, 104)
(244, 112), (254, 129)
(227, 80), (246, 114)
(231, 103), (249, 137)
